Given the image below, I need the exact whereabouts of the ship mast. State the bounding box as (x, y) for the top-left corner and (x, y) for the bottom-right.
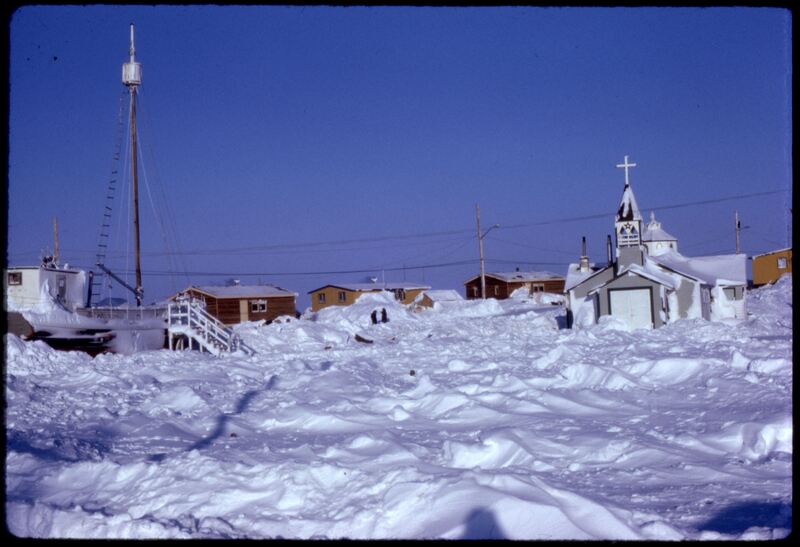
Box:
(122, 23), (143, 306)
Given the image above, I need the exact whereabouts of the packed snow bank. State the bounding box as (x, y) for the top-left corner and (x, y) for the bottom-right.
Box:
(5, 279), (792, 539)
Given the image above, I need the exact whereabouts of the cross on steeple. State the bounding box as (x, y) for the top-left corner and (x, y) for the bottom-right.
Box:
(616, 155), (637, 187)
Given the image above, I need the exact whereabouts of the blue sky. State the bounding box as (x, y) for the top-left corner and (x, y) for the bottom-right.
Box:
(7, 6), (792, 309)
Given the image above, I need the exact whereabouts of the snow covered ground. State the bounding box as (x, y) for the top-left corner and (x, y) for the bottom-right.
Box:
(5, 276), (792, 539)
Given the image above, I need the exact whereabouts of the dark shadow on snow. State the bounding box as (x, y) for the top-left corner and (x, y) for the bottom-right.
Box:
(6, 428), (112, 464)
(182, 374), (280, 454)
(697, 501), (792, 535)
(460, 508), (507, 540)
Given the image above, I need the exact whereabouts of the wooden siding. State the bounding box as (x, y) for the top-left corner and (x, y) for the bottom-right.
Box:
(752, 249), (792, 287)
(309, 286), (427, 312)
(182, 289), (296, 325)
(310, 286), (368, 312)
(400, 288), (426, 306)
(464, 277), (565, 300)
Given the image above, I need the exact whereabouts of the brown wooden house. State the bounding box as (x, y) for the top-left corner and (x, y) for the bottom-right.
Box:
(751, 248), (792, 287)
(463, 270), (565, 300)
(173, 284), (297, 325)
(308, 282), (430, 312)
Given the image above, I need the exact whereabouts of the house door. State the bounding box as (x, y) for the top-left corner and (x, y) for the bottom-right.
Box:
(609, 288), (653, 330)
(56, 275), (67, 303)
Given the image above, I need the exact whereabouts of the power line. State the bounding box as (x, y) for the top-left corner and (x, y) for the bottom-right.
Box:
(53, 188), (789, 259)
(97, 259), (478, 278)
(498, 189), (789, 231)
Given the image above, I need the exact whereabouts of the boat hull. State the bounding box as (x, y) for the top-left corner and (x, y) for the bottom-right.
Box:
(22, 307), (167, 355)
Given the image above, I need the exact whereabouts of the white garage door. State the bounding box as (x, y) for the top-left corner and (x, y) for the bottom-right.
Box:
(609, 288), (653, 330)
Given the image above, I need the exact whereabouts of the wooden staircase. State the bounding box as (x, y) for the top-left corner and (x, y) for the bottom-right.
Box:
(167, 296), (255, 356)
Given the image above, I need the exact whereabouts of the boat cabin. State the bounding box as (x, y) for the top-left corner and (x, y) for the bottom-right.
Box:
(5, 263), (87, 312)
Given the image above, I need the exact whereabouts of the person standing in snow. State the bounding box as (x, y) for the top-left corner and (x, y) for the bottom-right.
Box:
(381, 308), (388, 323)
(371, 310), (378, 325)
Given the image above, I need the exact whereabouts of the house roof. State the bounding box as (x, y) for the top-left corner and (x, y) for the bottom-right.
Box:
(564, 263), (610, 292)
(417, 289), (463, 302)
(186, 285), (297, 299)
(751, 247), (792, 259)
(649, 250), (747, 286)
(463, 271), (564, 285)
(308, 282), (431, 294)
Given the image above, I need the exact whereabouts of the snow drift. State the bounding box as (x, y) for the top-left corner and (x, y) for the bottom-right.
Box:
(5, 277), (793, 539)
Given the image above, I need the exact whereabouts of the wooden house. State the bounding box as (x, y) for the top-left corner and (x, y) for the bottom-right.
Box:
(173, 284), (297, 325)
(751, 248), (792, 287)
(463, 271), (565, 300)
(308, 282), (430, 312)
(414, 289), (464, 310)
(565, 156), (747, 330)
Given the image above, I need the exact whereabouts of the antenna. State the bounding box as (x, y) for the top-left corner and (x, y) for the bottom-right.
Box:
(53, 217), (59, 266)
(122, 23), (142, 87)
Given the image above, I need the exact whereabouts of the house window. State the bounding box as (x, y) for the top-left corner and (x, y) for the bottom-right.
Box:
(338, 291), (346, 303)
(7, 272), (22, 285)
(532, 283), (544, 293)
(318, 293), (326, 303)
(251, 300), (267, 313)
(723, 288), (736, 300)
(493, 286), (499, 296)
(777, 257), (788, 269)
(393, 288), (406, 301)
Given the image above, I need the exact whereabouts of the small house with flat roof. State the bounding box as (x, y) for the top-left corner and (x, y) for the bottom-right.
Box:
(173, 283), (297, 325)
(463, 271), (565, 300)
(308, 282), (430, 312)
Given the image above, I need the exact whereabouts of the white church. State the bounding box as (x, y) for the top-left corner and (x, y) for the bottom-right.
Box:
(565, 156), (747, 330)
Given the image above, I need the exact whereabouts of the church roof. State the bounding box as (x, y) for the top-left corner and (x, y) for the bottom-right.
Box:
(616, 184), (642, 222)
(564, 263), (610, 292)
(642, 212), (677, 242)
(649, 250), (747, 286)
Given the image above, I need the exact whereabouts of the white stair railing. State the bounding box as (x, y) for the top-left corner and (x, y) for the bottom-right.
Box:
(167, 296), (255, 355)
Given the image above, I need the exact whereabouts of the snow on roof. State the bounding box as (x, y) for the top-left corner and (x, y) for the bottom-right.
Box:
(650, 250), (747, 286)
(642, 212), (677, 243)
(642, 225), (677, 243)
(189, 285), (297, 298)
(564, 263), (609, 292)
(308, 282), (431, 294)
(621, 263), (679, 290)
(464, 271), (564, 285)
(7, 265), (84, 275)
(418, 289), (463, 302)
(751, 247), (792, 259)
(616, 184), (642, 222)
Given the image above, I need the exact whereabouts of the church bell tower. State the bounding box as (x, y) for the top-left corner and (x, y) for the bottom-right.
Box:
(614, 155), (644, 268)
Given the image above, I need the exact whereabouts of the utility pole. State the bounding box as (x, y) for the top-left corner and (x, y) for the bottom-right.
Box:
(735, 210), (743, 254)
(475, 203), (499, 300)
(476, 204), (486, 299)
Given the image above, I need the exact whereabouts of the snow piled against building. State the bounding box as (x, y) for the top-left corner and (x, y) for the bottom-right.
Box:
(4, 277), (793, 540)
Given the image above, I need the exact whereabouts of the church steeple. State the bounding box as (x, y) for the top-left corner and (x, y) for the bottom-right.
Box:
(614, 155), (643, 248)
